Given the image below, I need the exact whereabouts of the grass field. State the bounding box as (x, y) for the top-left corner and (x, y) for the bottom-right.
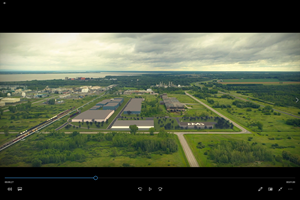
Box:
(0, 133), (189, 167)
(223, 91), (300, 116)
(167, 94), (198, 103)
(194, 95), (300, 133)
(184, 133), (300, 167)
(223, 79), (281, 82)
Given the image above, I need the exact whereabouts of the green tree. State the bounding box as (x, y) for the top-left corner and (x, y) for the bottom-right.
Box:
(129, 124), (138, 135)
(48, 99), (55, 105)
(8, 106), (17, 113)
(149, 127), (155, 136)
(4, 127), (9, 136)
(112, 147), (118, 157)
(32, 158), (42, 167)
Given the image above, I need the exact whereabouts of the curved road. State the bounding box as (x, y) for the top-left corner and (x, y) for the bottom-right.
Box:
(218, 91), (300, 119)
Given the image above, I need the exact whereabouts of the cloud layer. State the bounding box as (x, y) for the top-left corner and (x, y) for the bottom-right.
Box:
(0, 33), (299, 71)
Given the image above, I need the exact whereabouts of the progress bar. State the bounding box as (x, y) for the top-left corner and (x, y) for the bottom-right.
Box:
(4, 177), (295, 180)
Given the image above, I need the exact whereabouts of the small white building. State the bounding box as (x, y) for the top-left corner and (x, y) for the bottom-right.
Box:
(7, 93), (11, 96)
(82, 88), (89, 93)
(1, 97), (20, 103)
(22, 92), (26, 97)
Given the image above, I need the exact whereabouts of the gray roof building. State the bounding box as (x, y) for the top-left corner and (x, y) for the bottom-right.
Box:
(72, 110), (114, 120)
(105, 102), (119, 107)
(123, 98), (143, 112)
(96, 99), (111, 105)
(111, 120), (154, 130)
(112, 120), (154, 126)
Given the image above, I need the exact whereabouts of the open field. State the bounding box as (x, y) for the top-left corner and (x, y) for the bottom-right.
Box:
(223, 79), (281, 82)
(224, 91), (300, 116)
(0, 132), (189, 167)
(167, 94), (198, 103)
(195, 96), (300, 133)
(184, 133), (300, 167)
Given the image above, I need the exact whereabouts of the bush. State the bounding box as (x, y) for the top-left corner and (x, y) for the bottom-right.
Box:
(287, 137), (291, 139)
(122, 163), (131, 167)
(204, 151), (208, 155)
(262, 143), (265, 145)
(32, 158), (42, 167)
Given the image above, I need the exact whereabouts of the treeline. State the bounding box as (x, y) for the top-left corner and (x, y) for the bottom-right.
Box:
(215, 118), (233, 129)
(212, 102), (232, 108)
(232, 100), (260, 108)
(247, 121), (263, 131)
(220, 94), (235, 99)
(285, 119), (300, 127)
(206, 140), (274, 165)
(282, 151), (300, 166)
(204, 72), (300, 81)
(192, 86), (218, 99)
(8, 102), (32, 113)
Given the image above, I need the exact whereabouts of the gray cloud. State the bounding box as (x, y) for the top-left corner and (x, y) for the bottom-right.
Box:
(0, 33), (299, 71)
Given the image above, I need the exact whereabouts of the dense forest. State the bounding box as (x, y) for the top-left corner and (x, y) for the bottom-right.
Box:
(13, 130), (178, 167)
(205, 140), (275, 165)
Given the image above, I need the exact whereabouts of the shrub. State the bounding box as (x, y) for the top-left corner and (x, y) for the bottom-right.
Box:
(262, 143), (265, 145)
(287, 137), (291, 139)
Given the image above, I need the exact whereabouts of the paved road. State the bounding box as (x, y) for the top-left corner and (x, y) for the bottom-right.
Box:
(218, 91), (300, 119)
(185, 92), (251, 134)
(174, 132), (199, 167)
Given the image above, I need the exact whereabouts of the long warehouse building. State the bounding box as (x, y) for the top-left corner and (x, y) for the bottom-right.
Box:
(111, 120), (154, 130)
(71, 110), (114, 122)
(123, 98), (143, 114)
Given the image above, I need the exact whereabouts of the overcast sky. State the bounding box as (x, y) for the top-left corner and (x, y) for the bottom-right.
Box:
(0, 33), (299, 71)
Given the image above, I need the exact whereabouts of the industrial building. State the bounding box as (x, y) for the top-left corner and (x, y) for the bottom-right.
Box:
(110, 98), (123, 104)
(90, 106), (101, 110)
(162, 94), (185, 112)
(59, 94), (70, 98)
(71, 110), (114, 122)
(123, 89), (157, 95)
(96, 99), (111, 106)
(111, 120), (154, 130)
(123, 98), (143, 114)
(0, 98), (20, 104)
(103, 102), (119, 110)
(178, 122), (216, 129)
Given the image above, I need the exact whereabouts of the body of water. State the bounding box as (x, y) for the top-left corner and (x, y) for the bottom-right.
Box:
(0, 72), (153, 82)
